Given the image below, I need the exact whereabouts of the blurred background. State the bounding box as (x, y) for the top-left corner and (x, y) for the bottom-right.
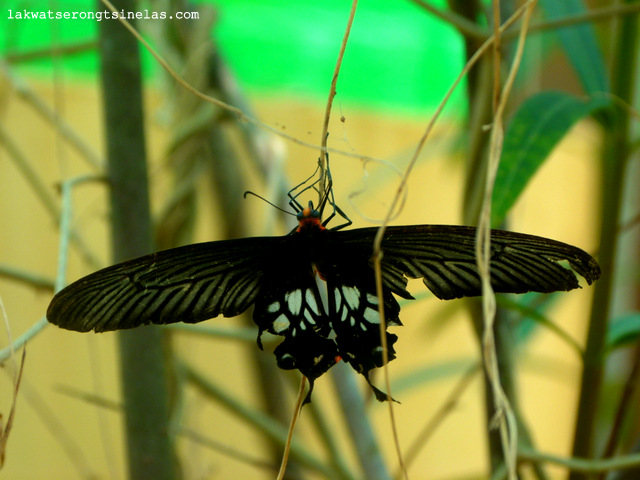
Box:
(1, 1), (636, 479)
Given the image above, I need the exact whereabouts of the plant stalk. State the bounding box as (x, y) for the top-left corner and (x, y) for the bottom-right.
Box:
(568, 5), (638, 479)
(98, 0), (180, 477)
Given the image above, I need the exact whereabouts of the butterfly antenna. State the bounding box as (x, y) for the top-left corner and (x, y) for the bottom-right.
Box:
(243, 191), (295, 216)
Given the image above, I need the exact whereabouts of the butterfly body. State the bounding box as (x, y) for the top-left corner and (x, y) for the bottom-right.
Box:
(47, 204), (600, 401)
(247, 208), (402, 397)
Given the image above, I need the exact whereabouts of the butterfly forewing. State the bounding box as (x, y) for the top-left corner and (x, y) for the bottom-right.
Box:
(47, 217), (600, 402)
(330, 225), (600, 300)
(47, 237), (286, 332)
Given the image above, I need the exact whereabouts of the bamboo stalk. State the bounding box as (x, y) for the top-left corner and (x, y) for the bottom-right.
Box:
(98, 0), (180, 477)
(568, 4), (638, 479)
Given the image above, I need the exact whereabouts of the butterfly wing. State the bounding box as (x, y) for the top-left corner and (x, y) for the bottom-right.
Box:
(330, 225), (600, 300)
(308, 224), (599, 400)
(252, 260), (339, 383)
(48, 230), (342, 399)
(47, 236), (288, 332)
(47, 222), (600, 402)
(304, 235), (402, 400)
(326, 279), (401, 402)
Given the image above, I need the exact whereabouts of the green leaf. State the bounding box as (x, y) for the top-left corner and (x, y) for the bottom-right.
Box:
(539, 0), (609, 94)
(607, 313), (640, 351)
(491, 91), (610, 227)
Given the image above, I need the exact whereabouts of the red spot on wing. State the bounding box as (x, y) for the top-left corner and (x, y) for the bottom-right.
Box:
(312, 263), (327, 281)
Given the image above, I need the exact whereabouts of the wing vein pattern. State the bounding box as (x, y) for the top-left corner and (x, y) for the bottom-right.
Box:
(47, 223), (600, 401)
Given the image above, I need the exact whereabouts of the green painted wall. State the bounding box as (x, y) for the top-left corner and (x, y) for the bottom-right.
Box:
(2, 0), (464, 113)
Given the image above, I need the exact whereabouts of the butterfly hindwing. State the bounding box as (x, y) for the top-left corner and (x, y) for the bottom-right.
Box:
(328, 283), (400, 371)
(47, 214), (600, 403)
(252, 265), (341, 401)
(310, 242), (403, 398)
(254, 283), (328, 339)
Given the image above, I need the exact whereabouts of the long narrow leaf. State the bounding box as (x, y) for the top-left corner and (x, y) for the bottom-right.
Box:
(607, 313), (640, 351)
(492, 91), (609, 226)
(538, 0), (609, 94)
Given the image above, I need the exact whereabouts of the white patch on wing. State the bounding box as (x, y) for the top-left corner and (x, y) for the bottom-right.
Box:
(366, 293), (379, 305)
(304, 309), (316, 325)
(341, 286), (360, 310)
(273, 314), (290, 333)
(306, 288), (320, 316)
(363, 307), (380, 324)
(267, 301), (280, 313)
(314, 269), (329, 315)
(285, 290), (302, 316)
(333, 287), (341, 311)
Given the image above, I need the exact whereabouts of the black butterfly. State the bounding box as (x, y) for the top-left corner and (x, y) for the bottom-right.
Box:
(47, 181), (600, 402)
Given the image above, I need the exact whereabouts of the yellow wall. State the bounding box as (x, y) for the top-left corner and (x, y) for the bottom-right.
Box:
(0, 79), (599, 479)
